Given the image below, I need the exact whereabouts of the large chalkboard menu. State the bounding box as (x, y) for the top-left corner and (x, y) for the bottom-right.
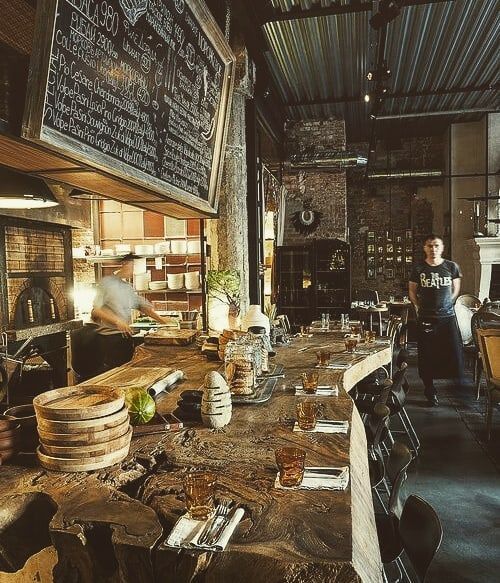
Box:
(23, 0), (235, 214)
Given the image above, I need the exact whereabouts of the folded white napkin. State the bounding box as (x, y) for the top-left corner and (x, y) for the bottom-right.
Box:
(164, 508), (245, 551)
(294, 385), (338, 396)
(293, 420), (349, 434)
(274, 467), (350, 491)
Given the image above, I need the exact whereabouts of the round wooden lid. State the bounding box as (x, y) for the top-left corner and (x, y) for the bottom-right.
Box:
(36, 406), (129, 434)
(40, 426), (132, 459)
(33, 385), (124, 421)
(37, 441), (131, 473)
(37, 417), (130, 446)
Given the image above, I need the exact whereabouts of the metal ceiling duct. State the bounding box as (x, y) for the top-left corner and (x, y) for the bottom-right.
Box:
(367, 169), (443, 179)
(290, 151), (368, 169)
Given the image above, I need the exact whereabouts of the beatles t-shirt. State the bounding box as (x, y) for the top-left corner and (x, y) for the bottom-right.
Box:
(409, 260), (462, 318)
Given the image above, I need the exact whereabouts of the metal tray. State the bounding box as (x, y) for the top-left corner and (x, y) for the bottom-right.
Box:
(229, 364), (284, 405)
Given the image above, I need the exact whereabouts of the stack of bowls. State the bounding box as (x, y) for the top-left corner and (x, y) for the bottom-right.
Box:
(184, 271), (200, 290)
(0, 415), (21, 463)
(34, 386), (132, 472)
(4, 404), (37, 452)
(167, 273), (184, 290)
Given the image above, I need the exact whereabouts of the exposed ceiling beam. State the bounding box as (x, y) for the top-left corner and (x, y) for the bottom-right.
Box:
(262, 0), (455, 24)
(285, 82), (500, 108)
(375, 107), (498, 120)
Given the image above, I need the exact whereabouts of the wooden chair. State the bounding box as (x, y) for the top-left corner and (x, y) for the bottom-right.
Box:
(476, 328), (500, 440)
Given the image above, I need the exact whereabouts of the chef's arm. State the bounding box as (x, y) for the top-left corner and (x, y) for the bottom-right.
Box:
(139, 304), (171, 325)
(451, 278), (461, 302)
(408, 281), (419, 314)
(91, 306), (133, 336)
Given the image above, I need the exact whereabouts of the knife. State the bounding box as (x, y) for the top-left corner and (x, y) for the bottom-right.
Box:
(305, 467), (346, 477)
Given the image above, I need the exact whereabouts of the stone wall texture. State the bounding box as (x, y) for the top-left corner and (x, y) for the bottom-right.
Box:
(283, 119), (347, 244)
(281, 118), (445, 299)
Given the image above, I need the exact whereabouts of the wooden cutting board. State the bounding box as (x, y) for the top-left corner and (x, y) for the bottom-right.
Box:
(33, 386), (124, 421)
(37, 441), (131, 472)
(40, 427), (132, 459)
(37, 417), (130, 446)
(144, 329), (197, 346)
(36, 406), (129, 434)
(87, 366), (174, 392)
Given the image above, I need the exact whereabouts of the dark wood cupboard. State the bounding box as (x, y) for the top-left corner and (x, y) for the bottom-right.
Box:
(276, 239), (351, 328)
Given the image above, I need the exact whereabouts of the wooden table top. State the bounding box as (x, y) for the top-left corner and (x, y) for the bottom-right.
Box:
(0, 335), (389, 583)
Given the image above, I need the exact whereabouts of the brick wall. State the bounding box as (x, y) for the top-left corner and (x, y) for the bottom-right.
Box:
(72, 228), (95, 286)
(283, 119), (347, 244)
(5, 226), (65, 272)
(347, 136), (445, 299)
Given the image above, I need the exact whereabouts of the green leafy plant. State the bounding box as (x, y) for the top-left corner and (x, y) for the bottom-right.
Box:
(207, 270), (241, 315)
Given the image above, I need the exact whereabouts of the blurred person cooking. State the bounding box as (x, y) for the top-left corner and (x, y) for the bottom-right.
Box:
(91, 253), (169, 372)
(409, 234), (464, 406)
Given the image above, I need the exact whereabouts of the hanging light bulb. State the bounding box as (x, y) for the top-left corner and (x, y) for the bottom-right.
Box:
(364, 93), (371, 103)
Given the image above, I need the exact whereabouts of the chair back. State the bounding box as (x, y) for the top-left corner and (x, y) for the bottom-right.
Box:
(388, 363), (408, 410)
(399, 494), (443, 582)
(476, 329), (500, 383)
(355, 289), (379, 304)
(455, 302), (475, 346)
(389, 303), (410, 324)
(456, 294), (481, 309)
(386, 442), (413, 516)
(366, 403), (390, 453)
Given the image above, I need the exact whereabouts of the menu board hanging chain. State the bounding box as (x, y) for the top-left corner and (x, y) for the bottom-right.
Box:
(23, 0), (235, 214)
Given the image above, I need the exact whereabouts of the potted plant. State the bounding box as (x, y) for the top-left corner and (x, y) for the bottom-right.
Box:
(206, 270), (241, 331)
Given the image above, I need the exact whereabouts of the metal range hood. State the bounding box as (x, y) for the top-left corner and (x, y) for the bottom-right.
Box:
(0, 166), (59, 209)
(289, 150), (368, 169)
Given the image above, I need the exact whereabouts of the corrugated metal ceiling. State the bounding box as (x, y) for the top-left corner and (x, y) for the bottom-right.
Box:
(260, 0), (499, 139)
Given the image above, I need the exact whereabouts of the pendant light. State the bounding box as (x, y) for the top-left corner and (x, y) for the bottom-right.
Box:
(0, 166), (59, 209)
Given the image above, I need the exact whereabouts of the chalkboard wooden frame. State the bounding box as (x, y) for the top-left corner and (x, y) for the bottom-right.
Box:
(22, 0), (235, 217)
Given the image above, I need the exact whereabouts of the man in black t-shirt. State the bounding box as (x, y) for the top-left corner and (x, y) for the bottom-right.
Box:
(409, 235), (464, 406)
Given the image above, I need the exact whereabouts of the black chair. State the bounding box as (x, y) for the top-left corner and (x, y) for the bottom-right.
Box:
(376, 494), (443, 582)
(70, 324), (103, 382)
(365, 403), (391, 459)
(370, 441), (412, 515)
(356, 363), (420, 454)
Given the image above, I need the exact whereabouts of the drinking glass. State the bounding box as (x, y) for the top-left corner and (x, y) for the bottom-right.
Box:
(183, 471), (217, 520)
(368, 330), (376, 343)
(301, 371), (319, 393)
(275, 447), (306, 487)
(389, 295), (395, 303)
(345, 337), (358, 353)
(296, 401), (318, 431)
(403, 295), (409, 303)
(316, 349), (331, 366)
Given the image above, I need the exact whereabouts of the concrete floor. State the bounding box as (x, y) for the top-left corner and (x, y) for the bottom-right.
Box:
(392, 347), (500, 582)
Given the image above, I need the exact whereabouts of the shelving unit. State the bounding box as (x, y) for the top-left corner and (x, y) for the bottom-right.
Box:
(96, 201), (206, 313)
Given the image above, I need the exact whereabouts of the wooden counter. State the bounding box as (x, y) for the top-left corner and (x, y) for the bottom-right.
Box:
(0, 335), (389, 583)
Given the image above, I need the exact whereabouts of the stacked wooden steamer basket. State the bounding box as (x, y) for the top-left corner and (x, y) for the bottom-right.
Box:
(34, 386), (132, 472)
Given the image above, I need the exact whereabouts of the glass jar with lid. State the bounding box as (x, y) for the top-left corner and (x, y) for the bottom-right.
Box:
(224, 340), (256, 396)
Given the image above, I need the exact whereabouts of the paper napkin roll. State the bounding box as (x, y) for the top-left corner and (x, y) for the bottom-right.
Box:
(148, 370), (185, 397)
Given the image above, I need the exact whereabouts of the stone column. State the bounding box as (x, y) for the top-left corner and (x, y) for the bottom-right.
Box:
(207, 39), (254, 317)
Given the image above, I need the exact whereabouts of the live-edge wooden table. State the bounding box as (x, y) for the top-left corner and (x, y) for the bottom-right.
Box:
(0, 333), (390, 583)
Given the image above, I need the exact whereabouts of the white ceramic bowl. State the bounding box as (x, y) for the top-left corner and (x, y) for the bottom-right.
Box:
(167, 273), (184, 289)
(170, 240), (187, 254)
(115, 244), (131, 254)
(101, 248), (115, 256)
(187, 240), (201, 254)
(149, 281), (167, 290)
(135, 244), (155, 255)
(184, 271), (200, 290)
(155, 242), (170, 254)
(134, 272), (151, 291)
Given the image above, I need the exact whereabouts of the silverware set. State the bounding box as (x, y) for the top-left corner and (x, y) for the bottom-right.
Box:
(197, 498), (233, 546)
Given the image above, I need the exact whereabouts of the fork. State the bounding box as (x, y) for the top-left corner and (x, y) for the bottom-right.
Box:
(196, 499), (231, 546)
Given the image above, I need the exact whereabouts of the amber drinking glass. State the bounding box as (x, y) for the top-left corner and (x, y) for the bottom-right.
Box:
(296, 401), (318, 431)
(316, 349), (332, 366)
(367, 330), (376, 343)
(183, 471), (217, 520)
(301, 371), (319, 393)
(275, 447), (306, 487)
(345, 337), (358, 353)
